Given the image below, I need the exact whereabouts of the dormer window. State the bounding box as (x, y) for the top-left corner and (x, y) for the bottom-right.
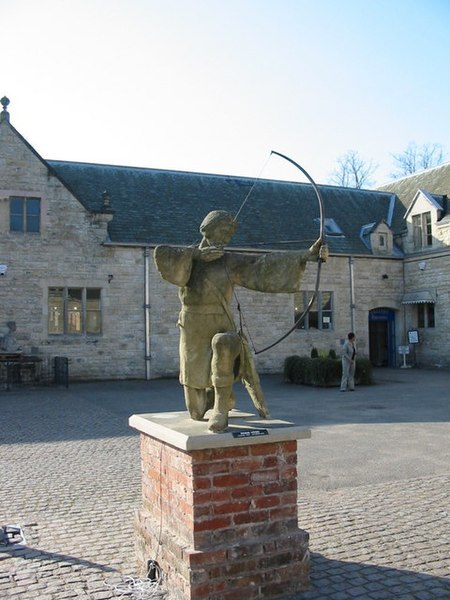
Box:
(10, 196), (41, 233)
(412, 212), (432, 249)
(315, 218), (344, 236)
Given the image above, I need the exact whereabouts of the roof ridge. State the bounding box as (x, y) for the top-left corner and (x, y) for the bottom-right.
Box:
(47, 159), (266, 183)
(48, 159), (395, 196)
(378, 160), (450, 187)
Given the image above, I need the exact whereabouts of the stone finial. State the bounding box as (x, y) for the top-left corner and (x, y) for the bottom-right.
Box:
(0, 96), (10, 123)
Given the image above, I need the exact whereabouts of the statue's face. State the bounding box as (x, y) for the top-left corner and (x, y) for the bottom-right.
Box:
(204, 222), (235, 247)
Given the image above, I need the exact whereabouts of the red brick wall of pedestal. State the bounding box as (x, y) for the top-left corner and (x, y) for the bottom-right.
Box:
(135, 435), (309, 599)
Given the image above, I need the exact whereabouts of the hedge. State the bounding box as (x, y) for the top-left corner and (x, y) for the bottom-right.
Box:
(284, 354), (373, 387)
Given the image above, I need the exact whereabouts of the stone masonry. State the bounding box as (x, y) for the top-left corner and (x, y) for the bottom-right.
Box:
(0, 113), (146, 380)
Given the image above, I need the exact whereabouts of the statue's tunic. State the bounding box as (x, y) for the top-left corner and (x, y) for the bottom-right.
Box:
(154, 246), (309, 389)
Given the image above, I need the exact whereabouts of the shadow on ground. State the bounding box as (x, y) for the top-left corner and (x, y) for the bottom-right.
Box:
(1, 368), (449, 445)
(294, 552), (450, 599)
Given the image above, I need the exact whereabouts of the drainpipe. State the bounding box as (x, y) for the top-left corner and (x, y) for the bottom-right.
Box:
(349, 256), (356, 332)
(401, 257), (412, 367)
(402, 258), (407, 341)
(144, 247), (151, 380)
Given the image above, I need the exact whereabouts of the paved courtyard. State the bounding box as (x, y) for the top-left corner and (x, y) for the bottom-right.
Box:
(1, 368), (449, 599)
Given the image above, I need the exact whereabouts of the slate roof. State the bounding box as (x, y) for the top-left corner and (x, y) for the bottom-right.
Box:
(378, 162), (450, 212)
(48, 160), (406, 255)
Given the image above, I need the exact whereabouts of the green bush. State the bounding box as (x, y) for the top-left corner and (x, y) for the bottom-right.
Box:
(283, 354), (373, 387)
(283, 355), (300, 383)
(310, 347), (319, 358)
(355, 357), (373, 385)
(306, 356), (341, 386)
(292, 356), (310, 384)
(328, 348), (337, 359)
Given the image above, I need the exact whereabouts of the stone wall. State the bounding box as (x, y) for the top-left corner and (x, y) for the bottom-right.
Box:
(403, 252), (450, 368)
(0, 120), (146, 380)
(149, 253), (406, 377)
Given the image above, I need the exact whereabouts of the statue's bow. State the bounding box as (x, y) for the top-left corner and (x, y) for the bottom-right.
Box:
(270, 150), (325, 242)
(242, 150), (326, 354)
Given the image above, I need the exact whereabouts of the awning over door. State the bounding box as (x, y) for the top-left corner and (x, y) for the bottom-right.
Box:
(402, 290), (436, 304)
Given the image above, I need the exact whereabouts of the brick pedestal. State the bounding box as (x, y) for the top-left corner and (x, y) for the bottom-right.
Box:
(129, 411), (310, 600)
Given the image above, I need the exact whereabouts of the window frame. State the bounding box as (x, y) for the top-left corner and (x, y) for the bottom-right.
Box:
(412, 211), (432, 250)
(48, 287), (102, 336)
(294, 291), (334, 331)
(10, 196), (41, 233)
(417, 302), (435, 329)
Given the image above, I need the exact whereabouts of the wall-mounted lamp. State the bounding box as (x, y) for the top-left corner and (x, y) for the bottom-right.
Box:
(108, 274), (114, 283)
(382, 274), (388, 279)
(0, 264), (7, 276)
(418, 261), (426, 271)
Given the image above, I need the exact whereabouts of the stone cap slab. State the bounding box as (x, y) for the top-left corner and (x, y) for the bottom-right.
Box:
(129, 409), (311, 451)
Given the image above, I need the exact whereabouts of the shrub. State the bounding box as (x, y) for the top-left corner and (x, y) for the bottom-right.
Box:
(292, 356), (310, 384)
(328, 348), (337, 359)
(355, 357), (373, 385)
(310, 347), (319, 358)
(283, 354), (373, 387)
(283, 355), (300, 383)
(306, 356), (341, 386)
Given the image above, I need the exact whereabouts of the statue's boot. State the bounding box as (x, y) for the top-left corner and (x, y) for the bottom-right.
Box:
(208, 332), (241, 432)
(184, 387), (206, 420)
(184, 386), (215, 420)
(207, 385), (233, 432)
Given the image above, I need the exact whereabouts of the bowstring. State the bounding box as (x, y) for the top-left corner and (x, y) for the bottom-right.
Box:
(230, 152), (273, 352)
(232, 150), (325, 355)
(233, 153), (272, 222)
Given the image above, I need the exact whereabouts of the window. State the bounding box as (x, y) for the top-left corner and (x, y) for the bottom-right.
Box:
(412, 212), (432, 249)
(294, 291), (333, 330)
(48, 288), (102, 335)
(10, 196), (41, 232)
(417, 303), (435, 328)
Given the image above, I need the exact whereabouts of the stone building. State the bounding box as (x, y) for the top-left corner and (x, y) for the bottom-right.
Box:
(1, 97), (449, 381)
(379, 163), (450, 368)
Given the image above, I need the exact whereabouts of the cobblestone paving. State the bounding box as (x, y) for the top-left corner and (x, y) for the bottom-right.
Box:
(1, 384), (449, 599)
(0, 392), (140, 599)
(295, 477), (450, 599)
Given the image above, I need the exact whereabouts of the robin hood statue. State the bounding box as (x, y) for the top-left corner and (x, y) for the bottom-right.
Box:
(154, 210), (327, 432)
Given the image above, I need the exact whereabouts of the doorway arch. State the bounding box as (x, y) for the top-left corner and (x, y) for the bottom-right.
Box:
(368, 308), (396, 367)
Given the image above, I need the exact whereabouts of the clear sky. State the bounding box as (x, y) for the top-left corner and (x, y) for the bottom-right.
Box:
(3, 0), (450, 187)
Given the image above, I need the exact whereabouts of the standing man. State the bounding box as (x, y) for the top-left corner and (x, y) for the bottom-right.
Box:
(340, 332), (356, 391)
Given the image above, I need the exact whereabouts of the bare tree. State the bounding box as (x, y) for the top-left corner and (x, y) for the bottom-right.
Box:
(391, 142), (445, 178)
(329, 150), (377, 189)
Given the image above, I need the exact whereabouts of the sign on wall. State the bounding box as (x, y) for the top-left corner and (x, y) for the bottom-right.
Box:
(408, 329), (420, 344)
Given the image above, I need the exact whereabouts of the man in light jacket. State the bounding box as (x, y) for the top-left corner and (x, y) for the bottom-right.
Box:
(340, 332), (356, 391)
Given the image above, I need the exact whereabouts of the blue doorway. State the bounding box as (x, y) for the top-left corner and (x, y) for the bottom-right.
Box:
(369, 308), (396, 367)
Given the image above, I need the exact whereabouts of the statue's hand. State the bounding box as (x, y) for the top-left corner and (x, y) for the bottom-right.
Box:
(196, 246), (225, 262)
(309, 239), (328, 262)
(319, 244), (329, 262)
